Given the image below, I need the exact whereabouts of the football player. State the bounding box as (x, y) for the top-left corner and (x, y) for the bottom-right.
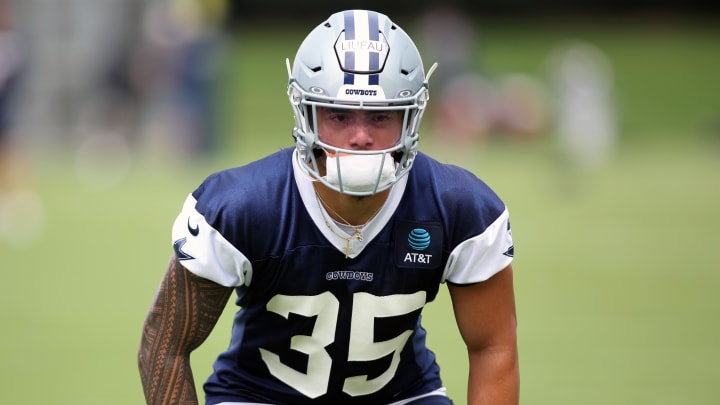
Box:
(139, 9), (519, 405)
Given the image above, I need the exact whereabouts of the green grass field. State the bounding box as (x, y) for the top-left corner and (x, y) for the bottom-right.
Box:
(1, 16), (719, 404)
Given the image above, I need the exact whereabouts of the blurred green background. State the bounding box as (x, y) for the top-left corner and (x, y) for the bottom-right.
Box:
(1, 8), (720, 405)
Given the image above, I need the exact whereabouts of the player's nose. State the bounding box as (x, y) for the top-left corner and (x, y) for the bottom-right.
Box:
(348, 121), (374, 150)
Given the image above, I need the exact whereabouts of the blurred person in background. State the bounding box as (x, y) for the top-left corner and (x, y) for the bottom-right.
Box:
(547, 40), (618, 170)
(70, 0), (228, 185)
(0, 0), (22, 181)
(416, 6), (496, 143)
(0, 0), (44, 247)
(416, 6), (549, 147)
(133, 0), (227, 158)
(9, 0), (146, 188)
(9, 0), (226, 190)
(139, 9), (519, 405)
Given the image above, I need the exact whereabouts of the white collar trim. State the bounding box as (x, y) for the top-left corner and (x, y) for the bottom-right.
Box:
(292, 149), (407, 258)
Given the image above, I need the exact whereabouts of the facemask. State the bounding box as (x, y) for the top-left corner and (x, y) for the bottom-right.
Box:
(323, 152), (397, 194)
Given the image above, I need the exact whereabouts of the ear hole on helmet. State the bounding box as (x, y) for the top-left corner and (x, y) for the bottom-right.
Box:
(401, 69), (410, 76)
(324, 22), (331, 28)
(311, 66), (322, 73)
(392, 150), (403, 163)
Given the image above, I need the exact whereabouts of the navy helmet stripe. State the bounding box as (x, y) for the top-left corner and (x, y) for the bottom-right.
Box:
(369, 52), (380, 71)
(341, 10), (384, 85)
(344, 50), (355, 84)
(343, 10), (356, 84)
(368, 11), (379, 40)
(367, 12), (380, 84)
(344, 50), (355, 70)
(343, 10), (356, 39)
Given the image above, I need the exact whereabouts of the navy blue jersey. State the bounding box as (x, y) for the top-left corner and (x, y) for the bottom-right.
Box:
(171, 148), (513, 404)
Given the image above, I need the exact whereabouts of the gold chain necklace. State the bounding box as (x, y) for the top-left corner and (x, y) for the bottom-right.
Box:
(314, 190), (382, 258)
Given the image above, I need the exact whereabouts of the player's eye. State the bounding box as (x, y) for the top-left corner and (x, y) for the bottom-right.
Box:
(323, 109), (350, 123)
(370, 113), (392, 122)
(331, 113), (349, 122)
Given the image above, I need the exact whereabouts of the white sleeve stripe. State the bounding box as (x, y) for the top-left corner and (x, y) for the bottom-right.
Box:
(441, 208), (513, 284)
(171, 194), (252, 287)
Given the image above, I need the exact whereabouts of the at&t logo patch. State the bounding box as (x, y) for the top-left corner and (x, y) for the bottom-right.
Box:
(408, 228), (431, 250)
(394, 221), (442, 269)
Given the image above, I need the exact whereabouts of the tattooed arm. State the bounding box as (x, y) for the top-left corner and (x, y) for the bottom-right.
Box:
(138, 255), (234, 405)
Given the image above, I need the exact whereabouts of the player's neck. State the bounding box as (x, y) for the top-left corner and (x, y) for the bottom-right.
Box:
(313, 184), (389, 226)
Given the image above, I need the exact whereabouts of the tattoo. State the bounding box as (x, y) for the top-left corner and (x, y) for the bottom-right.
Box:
(138, 256), (233, 405)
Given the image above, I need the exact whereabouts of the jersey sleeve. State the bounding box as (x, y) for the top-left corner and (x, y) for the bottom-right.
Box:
(171, 193), (252, 287)
(441, 207), (514, 284)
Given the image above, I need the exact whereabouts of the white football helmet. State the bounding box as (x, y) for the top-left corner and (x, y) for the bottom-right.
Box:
(287, 9), (436, 196)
